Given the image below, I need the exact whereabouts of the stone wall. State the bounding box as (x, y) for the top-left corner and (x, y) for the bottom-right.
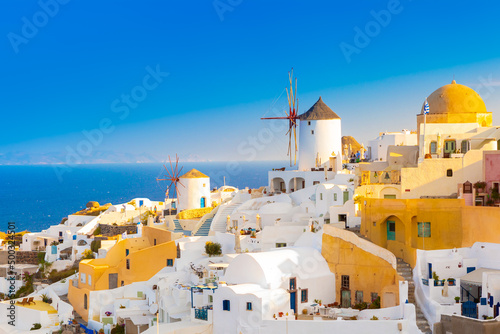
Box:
(434, 314), (500, 334)
(0, 251), (40, 265)
(99, 224), (137, 237)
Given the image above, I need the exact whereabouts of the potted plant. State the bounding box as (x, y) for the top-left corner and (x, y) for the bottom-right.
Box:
(455, 297), (460, 303)
(474, 181), (487, 192)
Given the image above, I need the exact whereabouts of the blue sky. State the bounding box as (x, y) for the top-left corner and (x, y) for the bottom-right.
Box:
(2, 0), (500, 163)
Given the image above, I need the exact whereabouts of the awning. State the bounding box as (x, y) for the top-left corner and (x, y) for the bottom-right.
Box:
(208, 263), (229, 269)
(461, 268), (500, 286)
(129, 315), (152, 325)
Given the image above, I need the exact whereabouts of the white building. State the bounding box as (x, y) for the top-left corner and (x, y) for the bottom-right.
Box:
(368, 129), (417, 162)
(213, 247), (335, 333)
(177, 169), (211, 211)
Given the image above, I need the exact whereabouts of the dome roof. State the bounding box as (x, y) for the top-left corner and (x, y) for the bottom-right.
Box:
(422, 80), (487, 115)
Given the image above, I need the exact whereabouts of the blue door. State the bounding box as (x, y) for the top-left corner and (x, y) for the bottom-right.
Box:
(462, 301), (477, 318)
(428, 263), (432, 279)
(200, 197), (206, 208)
(387, 220), (395, 241)
(290, 292), (296, 314)
(139, 200), (144, 207)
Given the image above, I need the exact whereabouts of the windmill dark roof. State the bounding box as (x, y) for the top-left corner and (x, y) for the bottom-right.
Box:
(299, 96), (340, 120)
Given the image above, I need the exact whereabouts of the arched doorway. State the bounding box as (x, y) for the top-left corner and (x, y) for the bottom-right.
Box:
(380, 215), (406, 251)
(84, 294), (88, 310)
(288, 177), (305, 192)
(271, 178), (286, 193)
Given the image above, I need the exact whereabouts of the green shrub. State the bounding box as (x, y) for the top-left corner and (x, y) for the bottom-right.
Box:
(48, 268), (77, 284)
(91, 240), (101, 253)
(369, 296), (381, 309)
(93, 226), (102, 235)
(30, 323), (42, 330)
(204, 242), (222, 257)
(82, 249), (95, 259)
(370, 316), (378, 320)
(353, 301), (368, 310)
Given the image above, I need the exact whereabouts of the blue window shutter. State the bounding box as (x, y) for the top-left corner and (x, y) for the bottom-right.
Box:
(481, 298), (487, 305)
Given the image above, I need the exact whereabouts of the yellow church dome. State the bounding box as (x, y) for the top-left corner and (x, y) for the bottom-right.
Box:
(422, 80), (487, 115)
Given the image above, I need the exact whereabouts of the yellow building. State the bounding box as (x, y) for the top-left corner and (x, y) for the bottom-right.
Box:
(68, 226), (176, 321)
(416, 80), (492, 134)
(357, 80), (500, 201)
(321, 225), (401, 308)
(360, 198), (500, 268)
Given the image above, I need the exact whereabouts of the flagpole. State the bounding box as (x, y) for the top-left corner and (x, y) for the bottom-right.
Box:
(422, 98), (428, 161)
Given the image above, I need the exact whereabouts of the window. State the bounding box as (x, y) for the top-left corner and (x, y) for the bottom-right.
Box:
(320, 193), (323, 201)
(461, 140), (469, 154)
(276, 243), (287, 248)
(446, 169), (453, 177)
(334, 193), (337, 201)
(355, 291), (363, 304)
(209, 295), (213, 303)
(301, 289), (308, 303)
(59, 231), (63, 237)
(154, 239), (157, 246)
(308, 121), (311, 126)
(384, 194), (396, 199)
(313, 181), (320, 185)
(80, 273), (86, 284)
(88, 275), (91, 286)
(289, 277), (296, 290)
(311, 130), (314, 135)
(371, 292), (378, 302)
(223, 300), (230, 311)
(84, 294), (88, 310)
(387, 220), (396, 240)
(430, 141), (437, 154)
(77, 240), (87, 246)
(126, 249), (129, 256)
(246, 302), (252, 311)
(444, 140), (456, 153)
(121, 281), (124, 287)
(126, 259), (130, 270)
(418, 222), (431, 238)
(341, 275), (350, 289)
(167, 259), (174, 267)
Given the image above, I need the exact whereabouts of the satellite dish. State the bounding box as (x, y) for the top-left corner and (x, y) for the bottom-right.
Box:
(149, 303), (158, 314)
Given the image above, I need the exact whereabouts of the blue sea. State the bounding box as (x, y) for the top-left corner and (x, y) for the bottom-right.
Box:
(0, 161), (287, 233)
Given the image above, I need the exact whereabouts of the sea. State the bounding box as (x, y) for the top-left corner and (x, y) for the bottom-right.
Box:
(0, 161), (288, 233)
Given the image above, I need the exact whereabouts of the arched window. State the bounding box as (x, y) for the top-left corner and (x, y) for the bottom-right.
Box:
(77, 240), (87, 246)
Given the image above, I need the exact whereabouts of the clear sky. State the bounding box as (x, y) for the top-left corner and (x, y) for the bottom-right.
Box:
(2, 0), (500, 164)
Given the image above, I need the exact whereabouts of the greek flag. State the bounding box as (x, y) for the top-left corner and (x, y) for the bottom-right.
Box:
(423, 99), (430, 114)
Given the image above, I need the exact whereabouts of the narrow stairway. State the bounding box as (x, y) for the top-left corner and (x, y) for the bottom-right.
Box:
(397, 258), (432, 334)
(195, 218), (213, 236)
(172, 219), (191, 236)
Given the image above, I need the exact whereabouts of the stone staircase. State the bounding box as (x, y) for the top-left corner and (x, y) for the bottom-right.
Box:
(210, 202), (242, 233)
(172, 219), (191, 236)
(397, 258), (432, 334)
(194, 218), (213, 236)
